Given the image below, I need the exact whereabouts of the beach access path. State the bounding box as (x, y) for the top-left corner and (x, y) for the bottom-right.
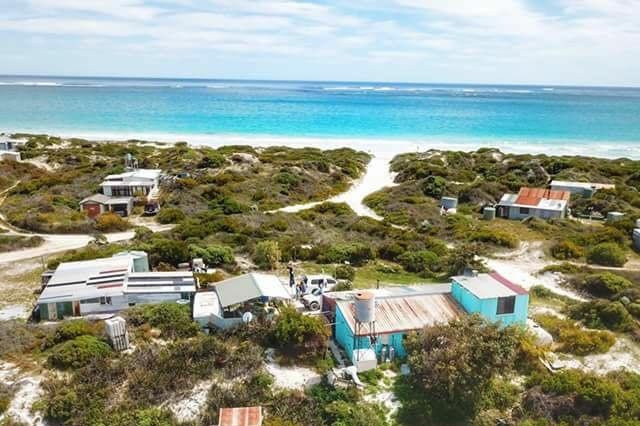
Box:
(270, 155), (397, 220)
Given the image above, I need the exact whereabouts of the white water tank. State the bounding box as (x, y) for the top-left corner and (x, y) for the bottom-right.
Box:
(354, 291), (375, 323)
(105, 316), (129, 351)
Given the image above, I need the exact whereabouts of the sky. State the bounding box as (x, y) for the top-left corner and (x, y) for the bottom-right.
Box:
(1, 0), (639, 86)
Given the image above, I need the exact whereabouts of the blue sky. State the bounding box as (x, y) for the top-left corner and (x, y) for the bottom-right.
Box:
(1, 0), (639, 86)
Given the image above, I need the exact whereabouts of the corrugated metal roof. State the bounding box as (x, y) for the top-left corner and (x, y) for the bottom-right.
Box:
(124, 272), (196, 294)
(213, 273), (290, 307)
(218, 406), (262, 426)
(337, 293), (464, 336)
(452, 272), (528, 299)
(515, 187), (570, 205)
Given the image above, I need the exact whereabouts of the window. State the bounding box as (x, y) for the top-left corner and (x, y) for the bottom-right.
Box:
(99, 296), (112, 305)
(496, 296), (515, 315)
(519, 207), (530, 215)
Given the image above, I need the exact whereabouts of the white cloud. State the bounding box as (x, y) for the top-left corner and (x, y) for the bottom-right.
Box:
(0, 0), (638, 84)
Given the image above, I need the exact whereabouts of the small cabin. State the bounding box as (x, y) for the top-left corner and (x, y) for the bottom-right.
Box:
(451, 272), (529, 326)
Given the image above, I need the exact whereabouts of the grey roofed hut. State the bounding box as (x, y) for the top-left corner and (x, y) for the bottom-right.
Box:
(213, 273), (291, 307)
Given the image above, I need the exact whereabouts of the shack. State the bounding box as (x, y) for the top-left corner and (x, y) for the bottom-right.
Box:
(79, 194), (134, 218)
(496, 187), (570, 220)
(334, 290), (463, 369)
(451, 272), (529, 326)
(36, 252), (196, 320)
(550, 180), (615, 197)
(196, 273), (292, 329)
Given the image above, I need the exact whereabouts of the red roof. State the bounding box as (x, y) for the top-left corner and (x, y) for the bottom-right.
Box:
(218, 407), (263, 426)
(489, 272), (528, 295)
(514, 187), (570, 206)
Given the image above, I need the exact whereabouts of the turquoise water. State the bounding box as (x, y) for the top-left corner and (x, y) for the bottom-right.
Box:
(1, 75), (639, 155)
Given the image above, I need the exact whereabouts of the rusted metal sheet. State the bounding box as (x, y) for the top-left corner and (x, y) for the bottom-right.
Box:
(337, 293), (464, 336)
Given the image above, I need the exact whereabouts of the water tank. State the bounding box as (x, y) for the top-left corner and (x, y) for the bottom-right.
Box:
(633, 229), (640, 251)
(607, 211), (625, 223)
(483, 207), (496, 221)
(105, 316), (129, 351)
(635, 219), (640, 228)
(440, 197), (458, 210)
(354, 291), (375, 323)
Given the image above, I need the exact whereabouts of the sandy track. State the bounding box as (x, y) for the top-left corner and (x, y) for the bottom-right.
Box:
(0, 224), (174, 264)
(272, 155), (397, 220)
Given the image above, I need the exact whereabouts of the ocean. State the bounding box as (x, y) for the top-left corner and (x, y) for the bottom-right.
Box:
(1, 75), (639, 158)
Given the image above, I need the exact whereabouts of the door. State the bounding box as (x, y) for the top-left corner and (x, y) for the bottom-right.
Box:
(73, 301), (81, 316)
(47, 303), (58, 320)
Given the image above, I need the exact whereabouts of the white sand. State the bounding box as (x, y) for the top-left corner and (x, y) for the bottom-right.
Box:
(0, 361), (44, 426)
(16, 130), (640, 160)
(165, 380), (212, 423)
(483, 242), (587, 301)
(0, 224), (174, 264)
(550, 336), (640, 374)
(274, 155), (397, 219)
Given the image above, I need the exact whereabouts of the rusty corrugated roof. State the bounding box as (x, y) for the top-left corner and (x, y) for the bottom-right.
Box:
(515, 187), (571, 206)
(337, 293), (464, 336)
(218, 407), (263, 426)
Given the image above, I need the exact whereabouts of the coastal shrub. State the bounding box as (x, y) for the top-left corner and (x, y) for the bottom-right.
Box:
(94, 212), (129, 232)
(550, 240), (584, 260)
(378, 242), (406, 261)
(421, 175), (447, 198)
(48, 335), (112, 369)
(580, 273), (633, 298)
(318, 243), (374, 266)
(569, 300), (634, 332)
(469, 229), (519, 249)
(0, 235), (44, 253)
(398, 250), (440, 275)
(627, 303), (640, 319)
(46, 320), (100, 348)
(125, 303), (199, 339)
(156, 207), (185, 224)
(189, 244), (235, 267)
(270, 306), (329, 361)
(403, 315), (519, 421)
(197, 152), (225, 169)
(522, 370), (640, 423)
(145, 238), (189, 267)
(587, 243), (627, 267)
(253, 240), (281, 270)
(335, 264), (355, 281)
(534, 314), (615, 355)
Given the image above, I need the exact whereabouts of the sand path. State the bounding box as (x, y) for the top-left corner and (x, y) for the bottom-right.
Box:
(272, 155), (397, 220)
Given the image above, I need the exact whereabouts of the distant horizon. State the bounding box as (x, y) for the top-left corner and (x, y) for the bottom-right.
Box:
(1, 74), (639, 90)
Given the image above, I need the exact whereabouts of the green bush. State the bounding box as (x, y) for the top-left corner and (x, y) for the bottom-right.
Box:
(126, 302), (199, 339)
(421, 175), (447, 197)
(48, 335), (112, 369)
(319, 243), (374, 266)
(523, 369), (640, 423)
(335, 264), (355, 281)
(270, 306), (329, 361)
(95, 212), (129, 232)
(569, 300), (635, 332)
(550, 240), (584, 260)
(581, 273), (632, 298)
(190, 244), (235, 266)
(156, 207), (185, 224)
(534, 314), (615, 355)
(469, 229), (519, 249)
(253, 240), (281, 270)
(587, 243), (627, 267)
(47, 320), (99, 348)
(0, 383), (10, 415)
(403, 315), (519, 421)
(398, 250), (440, 274)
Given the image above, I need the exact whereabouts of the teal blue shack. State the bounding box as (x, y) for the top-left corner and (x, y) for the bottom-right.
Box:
(451, 272), (529, 326)
(334, 291), (465, 369)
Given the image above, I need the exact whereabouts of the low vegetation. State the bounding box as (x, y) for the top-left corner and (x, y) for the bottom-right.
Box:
(534, 314), (615, 355)
(0, 135), (369, 233)
(0, 235), (43, 253)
